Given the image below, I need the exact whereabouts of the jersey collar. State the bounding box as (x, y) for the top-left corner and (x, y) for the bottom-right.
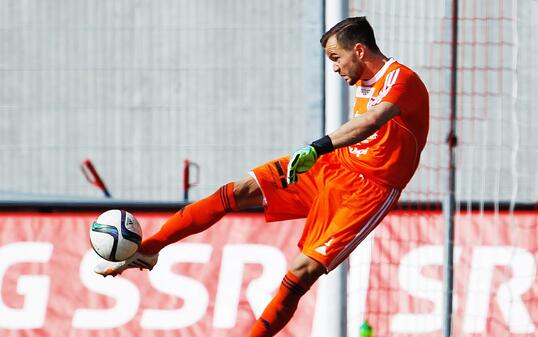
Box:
(362, 58), (396, 86)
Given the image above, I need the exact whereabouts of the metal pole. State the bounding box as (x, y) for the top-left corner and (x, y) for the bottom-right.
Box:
(322, 1), (348, 337)
(443, 0), (458, 336)
(324, 0), (350, 134)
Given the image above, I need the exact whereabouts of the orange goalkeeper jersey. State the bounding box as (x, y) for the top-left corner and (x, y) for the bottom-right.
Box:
(335, 59), (429, 189)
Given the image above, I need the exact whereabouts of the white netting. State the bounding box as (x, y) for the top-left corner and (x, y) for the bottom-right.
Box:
(349, 1), (538, 336)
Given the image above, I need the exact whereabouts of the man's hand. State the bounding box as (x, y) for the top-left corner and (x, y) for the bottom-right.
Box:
(287, 146), (318, 184)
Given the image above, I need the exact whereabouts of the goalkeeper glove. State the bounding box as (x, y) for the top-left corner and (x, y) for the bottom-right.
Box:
(287, 145), (318, 184)
(287, 135), (334, 184)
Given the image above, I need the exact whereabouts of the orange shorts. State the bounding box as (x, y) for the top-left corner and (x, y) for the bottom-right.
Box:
(250, 153), (400, 271)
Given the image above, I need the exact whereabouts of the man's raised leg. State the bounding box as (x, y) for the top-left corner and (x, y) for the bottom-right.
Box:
(95, 176), (263, 276)
(141, 176), (263, 254)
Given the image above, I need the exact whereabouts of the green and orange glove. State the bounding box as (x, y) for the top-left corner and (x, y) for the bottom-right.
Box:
(287, 145), (318, 184)
(286, 135), (334, 184)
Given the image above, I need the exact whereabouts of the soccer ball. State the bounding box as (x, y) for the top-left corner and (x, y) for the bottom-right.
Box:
(90, 209), (142, 262)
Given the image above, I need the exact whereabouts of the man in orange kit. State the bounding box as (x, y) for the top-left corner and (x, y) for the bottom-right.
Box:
(95, 17), (429, 336)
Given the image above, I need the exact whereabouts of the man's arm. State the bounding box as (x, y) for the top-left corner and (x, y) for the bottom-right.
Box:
(287, 101), (400, 184)
(328, 101), (400, 148)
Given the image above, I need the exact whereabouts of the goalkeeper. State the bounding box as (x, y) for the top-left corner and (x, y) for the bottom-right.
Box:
(96, 16), (429, 337)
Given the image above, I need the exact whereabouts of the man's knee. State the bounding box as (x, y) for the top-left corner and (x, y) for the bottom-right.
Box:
(289, 253), (326, 289)
(233, 176), (263, 210)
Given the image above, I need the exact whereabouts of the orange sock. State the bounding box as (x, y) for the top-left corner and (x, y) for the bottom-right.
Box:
(139, 182), (237, 255)
(247, 272), (310, 337)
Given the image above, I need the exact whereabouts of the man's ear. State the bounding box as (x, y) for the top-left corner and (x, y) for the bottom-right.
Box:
(354, 43), (366, 59)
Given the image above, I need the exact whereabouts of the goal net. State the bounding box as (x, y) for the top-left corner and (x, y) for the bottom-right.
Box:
(348, 0), (538, 336)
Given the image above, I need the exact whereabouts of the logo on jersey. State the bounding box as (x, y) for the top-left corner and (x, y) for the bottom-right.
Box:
(356, 86), (374, 98)
(315, 238), (334, 256)
(348, 131), (379, 158)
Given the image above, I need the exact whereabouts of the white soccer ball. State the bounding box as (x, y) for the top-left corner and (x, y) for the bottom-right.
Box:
(90, 209), (142, 262)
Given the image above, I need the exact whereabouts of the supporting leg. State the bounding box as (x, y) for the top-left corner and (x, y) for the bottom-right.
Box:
(248, 254), (325, 337)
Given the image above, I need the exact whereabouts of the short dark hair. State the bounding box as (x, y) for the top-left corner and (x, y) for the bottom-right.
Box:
(320, 16), (380, 53)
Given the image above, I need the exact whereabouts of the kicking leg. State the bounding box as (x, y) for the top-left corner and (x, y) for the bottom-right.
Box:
(95, 176), (263, 276)
(248, 254), (325, 337)
(140, 176), (262, 254)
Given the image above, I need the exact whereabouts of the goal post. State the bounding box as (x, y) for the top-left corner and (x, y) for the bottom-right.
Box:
(314, 1), (350, 337)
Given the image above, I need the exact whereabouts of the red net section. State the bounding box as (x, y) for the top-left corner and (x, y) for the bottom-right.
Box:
(348, 1), (538, 336)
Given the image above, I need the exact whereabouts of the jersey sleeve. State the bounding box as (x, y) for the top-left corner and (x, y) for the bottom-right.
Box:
(380, 68), (427, 116)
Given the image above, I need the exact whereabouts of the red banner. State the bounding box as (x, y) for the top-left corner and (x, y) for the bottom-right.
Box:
(362, 211), (538, 337)
(0, 212), (315, 337)
(0, 211), (537, 336)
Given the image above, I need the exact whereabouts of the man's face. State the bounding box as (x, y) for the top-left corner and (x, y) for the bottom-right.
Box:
(324, 35), (363, 86)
